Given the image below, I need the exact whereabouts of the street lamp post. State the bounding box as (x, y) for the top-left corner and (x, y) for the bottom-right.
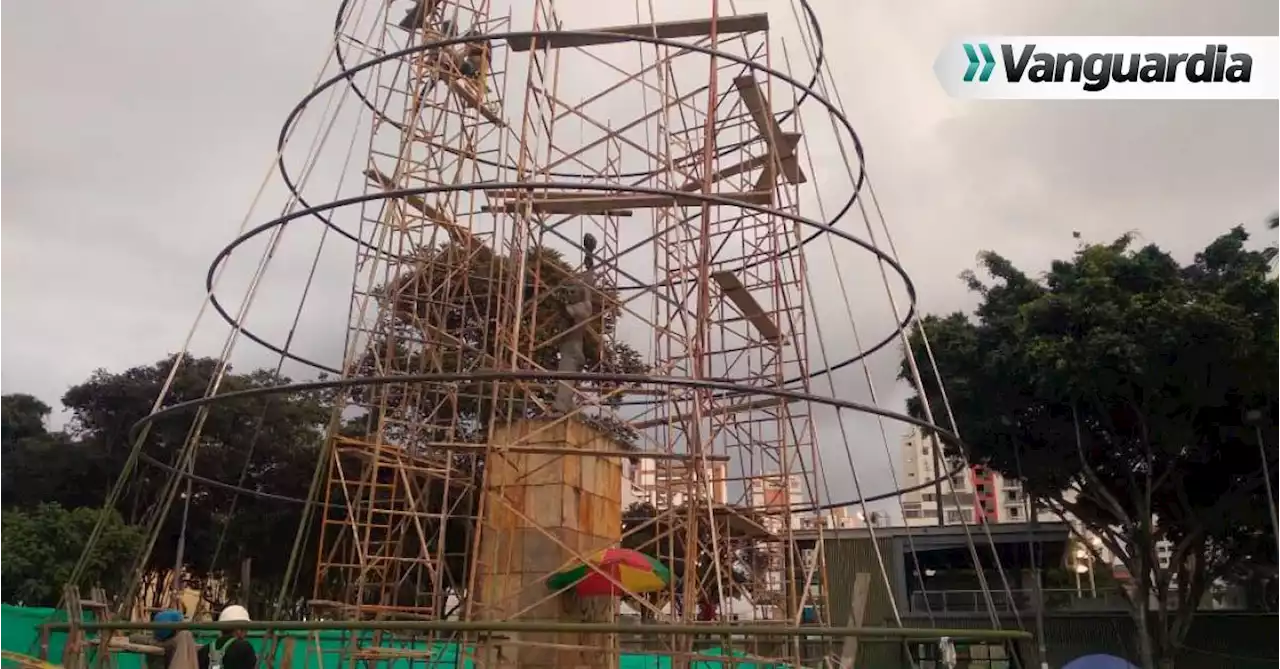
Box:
(1072, 546), (1097, 598)
(1245, 409), (1279, 555)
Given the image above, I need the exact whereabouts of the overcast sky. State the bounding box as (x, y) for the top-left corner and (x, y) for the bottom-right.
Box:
(3, 0), (1277, 509)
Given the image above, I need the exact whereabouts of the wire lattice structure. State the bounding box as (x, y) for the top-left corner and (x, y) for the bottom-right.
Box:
(61, 0), (1027, 668)
(308, 2), (845, 661)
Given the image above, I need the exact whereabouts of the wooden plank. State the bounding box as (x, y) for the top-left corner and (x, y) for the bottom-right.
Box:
(733, 76), (791, 159)
(755, 155), (804, 191)
(445, 76), (504, 126)
(482, 190), (637, 214)
(62, 586), (84, 669)
(363, 168), (473, 245)
(278, 637), (296, 669)
(732, 76), (805, 185)
(678, 133), (800, 191)
(486, 190), (635, 199)
(506, 13), (769, 52)
(711, 270), (783, 342)
(483, 191), (772, 215)
(630, 396), (795, 430)
(838, 573), (872, 669)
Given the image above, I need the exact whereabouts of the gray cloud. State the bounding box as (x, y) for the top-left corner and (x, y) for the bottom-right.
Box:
(3, 0), (1276, 514)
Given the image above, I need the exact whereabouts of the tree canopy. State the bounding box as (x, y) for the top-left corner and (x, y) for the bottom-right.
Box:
(1, 355), (332, 616)
(355, 240), (648, 447)
(1, 504), (143, 607)
(2, 394), (110, 512)
(904, 226), (1277, 668)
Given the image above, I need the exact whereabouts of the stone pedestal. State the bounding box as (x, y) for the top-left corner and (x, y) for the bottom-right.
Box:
(476, 418), (624, 669)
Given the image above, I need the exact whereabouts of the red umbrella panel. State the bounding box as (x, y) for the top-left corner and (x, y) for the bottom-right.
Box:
(546, 548), (672, 597)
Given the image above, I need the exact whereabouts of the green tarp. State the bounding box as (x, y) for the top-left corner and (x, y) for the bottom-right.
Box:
(1, 605), (774, 669)
(1, 605), (115, 669)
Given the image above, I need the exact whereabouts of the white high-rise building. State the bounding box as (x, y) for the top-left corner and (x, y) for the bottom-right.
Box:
(798, 506), (886, 531)
(897, 428), (1056, 527)
(896, 430), (1172, 578)
(622, 458), (728, 509)
(741, 472), (806, 556)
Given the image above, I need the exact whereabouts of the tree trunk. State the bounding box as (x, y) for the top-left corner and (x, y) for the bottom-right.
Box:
(1150, 612), (1174, 669)
(1135, 602), (1157, 669)
(1132, 544), (1157, 669)
(1138, 586), (1195, 669)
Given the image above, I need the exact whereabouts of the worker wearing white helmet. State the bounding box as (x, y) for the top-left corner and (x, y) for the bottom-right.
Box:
(197, 605), (256, 669)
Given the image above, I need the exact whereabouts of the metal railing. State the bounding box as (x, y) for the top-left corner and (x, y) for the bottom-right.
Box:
(909, 588), (1129, 613)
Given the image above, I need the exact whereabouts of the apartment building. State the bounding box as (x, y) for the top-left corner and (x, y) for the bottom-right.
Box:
(751, 472), (803, 510)
(798, 506), (887, 531)
(898, 427), (1056, 527)
(897, 429), (1178, 585)
(622, 458), (729, 508)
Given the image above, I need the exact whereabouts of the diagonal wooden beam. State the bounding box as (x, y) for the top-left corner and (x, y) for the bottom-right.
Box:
(679, 133), (800, 191)
(364, 168), (472, 245)
(732, 76), (806, 186)
(711, 270), (783, 343)
(444, 76), (504, 126)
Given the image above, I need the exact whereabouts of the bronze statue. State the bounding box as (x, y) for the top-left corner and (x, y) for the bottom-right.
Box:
(553, 234), (598, 413)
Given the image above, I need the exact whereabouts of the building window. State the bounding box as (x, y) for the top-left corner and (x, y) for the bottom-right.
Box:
(1007, 506), (1021, 519)
(945, 510), (965, 524)
(904, 509), (922, 519)
(1004, 490), (1019, 502)
(923, 446), (930, 456)
(912, 641), (1012, 669)
(975, 484), (987, 494)
(921, 493), (935, 502)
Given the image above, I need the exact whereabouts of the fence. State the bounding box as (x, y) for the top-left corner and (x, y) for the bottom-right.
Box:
(3, 606), (1032, 669)
(908, 589), (1130, 614)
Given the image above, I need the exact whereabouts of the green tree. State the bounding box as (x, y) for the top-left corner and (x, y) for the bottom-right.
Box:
(1, 504), (143, 606)
(903, 227), (1277, 669)
(355, 240), (648, 443)
(2, 394), (113, 511)
(2, 394), (52, 443)
(53, 355), (335, 619)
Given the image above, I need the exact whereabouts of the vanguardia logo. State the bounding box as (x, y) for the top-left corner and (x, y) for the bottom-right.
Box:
(961, 42), (1253, 92)
(963, 43), (996, 82)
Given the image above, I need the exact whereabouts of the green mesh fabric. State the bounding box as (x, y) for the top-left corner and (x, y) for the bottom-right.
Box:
(2, 605), (783, 669)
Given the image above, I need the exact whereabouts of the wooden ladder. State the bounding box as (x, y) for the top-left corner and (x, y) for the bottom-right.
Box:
(61, 586), (117, 669)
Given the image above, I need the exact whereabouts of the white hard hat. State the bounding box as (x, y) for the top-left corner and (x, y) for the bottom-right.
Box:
(217, 605), (251, 623)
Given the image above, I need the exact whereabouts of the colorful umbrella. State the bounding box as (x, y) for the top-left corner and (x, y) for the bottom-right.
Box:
(547, 548), (671, 597)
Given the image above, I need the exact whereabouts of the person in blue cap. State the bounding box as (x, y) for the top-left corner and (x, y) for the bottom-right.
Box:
(129, 609), (199, 669)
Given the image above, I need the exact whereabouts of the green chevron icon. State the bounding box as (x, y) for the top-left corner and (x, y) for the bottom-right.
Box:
(963, 43), (996, 82)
